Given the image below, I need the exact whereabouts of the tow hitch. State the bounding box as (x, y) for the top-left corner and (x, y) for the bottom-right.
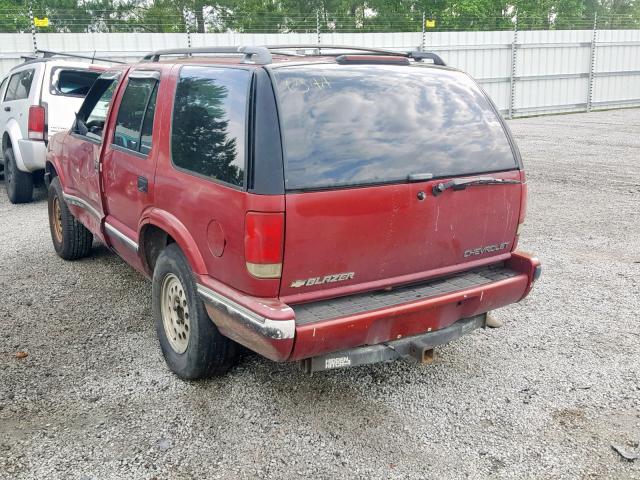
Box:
(299, 313), (487, 374)
(408, 342), (436, 364)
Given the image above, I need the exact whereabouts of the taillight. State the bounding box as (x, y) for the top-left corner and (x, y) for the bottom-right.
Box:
(515, 173), (527, 244)
(28, 105), (46, 141)
(519, 181), (528, 225)
(244, 212), (284, 279)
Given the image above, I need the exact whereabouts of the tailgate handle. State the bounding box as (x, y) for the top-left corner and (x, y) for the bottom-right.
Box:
(137, 176), (148, 193)
(3, 106), (9, 112)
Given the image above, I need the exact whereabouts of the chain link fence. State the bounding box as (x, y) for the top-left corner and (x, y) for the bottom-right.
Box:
(0, 7), (639, 118)
(1, 6), (639, 35)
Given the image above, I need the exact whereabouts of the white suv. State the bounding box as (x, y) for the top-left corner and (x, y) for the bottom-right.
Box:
(0, 56), (105, 203)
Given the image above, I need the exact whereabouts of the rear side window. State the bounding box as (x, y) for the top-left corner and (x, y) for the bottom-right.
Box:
(171, 66), (250, 187)
(113, 78), (158, 154)
(272, 64), (517, 190)
(52, 69), (101, 97)
(4, 69), (34, 102)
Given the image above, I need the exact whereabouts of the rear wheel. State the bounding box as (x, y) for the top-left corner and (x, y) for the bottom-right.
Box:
(153, 243), (240, 379)
(4, 148), (33, 204)
(47, 177), (93, 260)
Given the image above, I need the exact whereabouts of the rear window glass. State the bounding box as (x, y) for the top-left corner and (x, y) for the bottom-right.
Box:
(171, 66), (250, 187)
(53, 69), (100, 97)
(272, 64), (517, 190)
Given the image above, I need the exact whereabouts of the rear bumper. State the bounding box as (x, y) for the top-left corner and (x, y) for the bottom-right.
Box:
(17, 138), (46, 172)
(197, 251), (541, 363)
(300, 314), (487, 373)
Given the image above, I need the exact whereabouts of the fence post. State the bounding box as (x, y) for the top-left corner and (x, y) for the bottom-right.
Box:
(28, 3), (37, 52)
(316, 10), (320, 46)
(508, 18), (518, 119)
(587, 13), (598, 112)
(186, 15), (192, 49)
(421, 12), (426, 50)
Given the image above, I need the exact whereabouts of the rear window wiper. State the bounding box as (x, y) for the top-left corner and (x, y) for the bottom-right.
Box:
(432, 176), (521, 196)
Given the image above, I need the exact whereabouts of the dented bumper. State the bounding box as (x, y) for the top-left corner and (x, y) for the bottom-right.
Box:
(197, 251), (541, 365)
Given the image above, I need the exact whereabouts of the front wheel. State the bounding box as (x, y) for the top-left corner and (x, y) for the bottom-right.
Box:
(4, 148), (33, 204)
(152, 243), (240, 379)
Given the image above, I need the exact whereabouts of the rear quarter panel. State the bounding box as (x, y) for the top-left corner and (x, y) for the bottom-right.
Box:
(149, 65), (285, 297)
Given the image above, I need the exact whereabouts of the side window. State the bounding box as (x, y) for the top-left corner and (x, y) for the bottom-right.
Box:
(52, 69), (101, 97)
(0, 77), (7, 101)
(113, 78), (158, 154)
(4, 69), (35, 102)
(171, 66), (250, 187)
(82, 79), (118, 142)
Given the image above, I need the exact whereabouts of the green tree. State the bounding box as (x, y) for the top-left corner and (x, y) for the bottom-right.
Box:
(1, 0), (639, 33)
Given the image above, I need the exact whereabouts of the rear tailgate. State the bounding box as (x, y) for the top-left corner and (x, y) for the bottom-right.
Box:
(271, 63), (523, 301)
(281, 171), (521, 300)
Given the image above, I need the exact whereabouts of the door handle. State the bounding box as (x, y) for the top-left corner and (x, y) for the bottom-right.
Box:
(137, 176), (148, 193)
(3, 106), (10, 112)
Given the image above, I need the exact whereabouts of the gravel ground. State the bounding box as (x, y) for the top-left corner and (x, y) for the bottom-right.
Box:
(1, 109), (639, 480)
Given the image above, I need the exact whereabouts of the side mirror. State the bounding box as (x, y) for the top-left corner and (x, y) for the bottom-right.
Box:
(74, 113), (88, 136)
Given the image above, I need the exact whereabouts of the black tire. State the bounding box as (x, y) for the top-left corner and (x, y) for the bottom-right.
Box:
(32, 169), (45, 187)
(152, 243), (240, 379)
(4, 148), (33, 204)
(47, 177), (93, 260)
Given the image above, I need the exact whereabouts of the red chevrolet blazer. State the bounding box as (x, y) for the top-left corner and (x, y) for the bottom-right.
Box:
(45, 45), (541, 379)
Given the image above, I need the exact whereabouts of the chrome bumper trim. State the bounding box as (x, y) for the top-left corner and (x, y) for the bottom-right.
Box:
(62, 192), (102, 221)
(104, 222), (139, 252)
(197, 284), (295, 340)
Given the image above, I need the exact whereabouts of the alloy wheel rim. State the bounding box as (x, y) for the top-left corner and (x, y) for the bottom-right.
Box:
(160, 273), (190, 354)
(52, 196), (63, 243)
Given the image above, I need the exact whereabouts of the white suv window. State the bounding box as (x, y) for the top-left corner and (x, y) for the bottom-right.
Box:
(4, 69), (35, 102)
(0, 77), (7, 99)
(51, 68), (101, 97)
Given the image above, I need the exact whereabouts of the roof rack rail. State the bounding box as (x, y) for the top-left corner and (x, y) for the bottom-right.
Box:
(141, 46), (273, 65)
(35, 49), (126, 64)
(238, 46), (272, 64)
(265, 44), (446, 65)
(139, 45), (445, 67)
(335, 54), (410, 66)
(407, 51), (446, 66)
